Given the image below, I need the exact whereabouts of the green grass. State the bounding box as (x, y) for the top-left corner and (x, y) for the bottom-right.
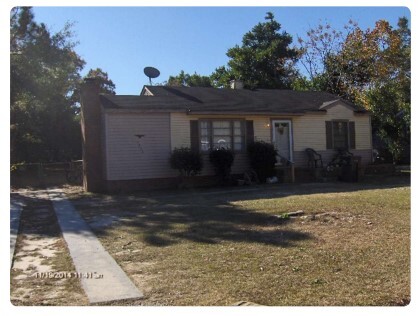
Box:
(69, 176), (410, 306)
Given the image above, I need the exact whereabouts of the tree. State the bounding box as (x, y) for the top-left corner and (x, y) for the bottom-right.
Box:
(366, 81), (410, 163)
(295, 19), (358, 93)
(167, 70), (212, 87)
(220, 12), (300, 89)
(85, 68), (116, 94)
(364, 18), (410, 163)
(296, 17), (411, 163)
(332, 18), (410, 163)
(70, 68), (116, 112)
(10, 7), (85, 163)
(210, 66), (234, 88)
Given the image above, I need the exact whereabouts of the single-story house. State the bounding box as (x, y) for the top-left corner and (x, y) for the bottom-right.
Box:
(80, 78), (372, 192)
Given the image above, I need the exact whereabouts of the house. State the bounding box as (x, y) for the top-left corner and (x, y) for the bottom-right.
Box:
(80, 78), (372, 192)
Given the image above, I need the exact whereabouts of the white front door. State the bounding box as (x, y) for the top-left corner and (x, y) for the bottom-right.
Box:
(272, 120), (293, 164)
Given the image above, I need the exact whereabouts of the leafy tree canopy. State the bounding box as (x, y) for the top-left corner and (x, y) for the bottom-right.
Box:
(209, 66), (234, 89)
(11, 7), (85, 163)
(84, 68), (116, 94)
(296, 17), (410, 162)
(166, 70), (212, 87)
(221, 12), (300, 89)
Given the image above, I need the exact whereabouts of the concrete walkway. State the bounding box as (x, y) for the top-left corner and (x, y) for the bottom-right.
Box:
(10, 195), (24, 268)
(47, 189), (143, 304)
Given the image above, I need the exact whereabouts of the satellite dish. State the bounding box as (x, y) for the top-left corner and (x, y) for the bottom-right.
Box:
(144, 66), (160, 85)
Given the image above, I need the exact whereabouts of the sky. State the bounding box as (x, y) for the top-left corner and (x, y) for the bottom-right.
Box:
(30, 6), (411, 95)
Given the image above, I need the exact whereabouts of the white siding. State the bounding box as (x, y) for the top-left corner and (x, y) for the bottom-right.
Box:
(293, 103), (372, 151)
(252, 116), (271, 142)
(105, 112), (176, 180)
(170, 113), (190, 149)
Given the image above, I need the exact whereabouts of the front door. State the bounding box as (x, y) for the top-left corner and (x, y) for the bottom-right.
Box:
(272, 120), (293, 164)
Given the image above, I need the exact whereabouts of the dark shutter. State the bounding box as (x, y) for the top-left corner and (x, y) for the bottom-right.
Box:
(246, 120), (254, 147)
(190, 120), (199, 152)
(326, 121), (333, 149)
(349, 121), (356, 149)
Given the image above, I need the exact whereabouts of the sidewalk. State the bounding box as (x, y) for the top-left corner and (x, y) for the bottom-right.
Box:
(47, 189), (143, 304)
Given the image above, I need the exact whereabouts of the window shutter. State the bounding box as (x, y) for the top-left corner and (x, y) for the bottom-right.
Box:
(326, 121), (333, 149)
(246, 120), (254, 147)
(190, 120), (199, 152)
(349, 121), (356, 149)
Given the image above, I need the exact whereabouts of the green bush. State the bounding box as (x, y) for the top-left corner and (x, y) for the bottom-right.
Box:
(247, 141), (277, 182)
(209, 148), (235, 182)
(170, 147), (203, 176)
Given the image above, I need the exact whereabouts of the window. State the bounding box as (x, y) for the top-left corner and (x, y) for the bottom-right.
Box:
(199, 120), (245, 152)
(332, 121), (348, 149)
(326, 120), (356, 150)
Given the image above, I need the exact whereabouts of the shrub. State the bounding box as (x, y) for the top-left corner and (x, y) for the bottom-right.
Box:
(247, 141), (277, 182)
(209, 148), (235, 183)
(170, 147), (203, 177)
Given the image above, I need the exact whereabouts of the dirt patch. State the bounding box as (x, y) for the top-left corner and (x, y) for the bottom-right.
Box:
(10, 191), (88, 306)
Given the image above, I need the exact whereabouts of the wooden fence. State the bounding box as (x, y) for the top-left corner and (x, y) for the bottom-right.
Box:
(11, 160), (82, 188)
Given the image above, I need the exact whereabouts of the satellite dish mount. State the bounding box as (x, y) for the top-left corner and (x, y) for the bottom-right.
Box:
(143, 66), (160, 85)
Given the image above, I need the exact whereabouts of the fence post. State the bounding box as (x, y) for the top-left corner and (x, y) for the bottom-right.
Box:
(291, 164), (295, 183)
(37, 163), (44, 186)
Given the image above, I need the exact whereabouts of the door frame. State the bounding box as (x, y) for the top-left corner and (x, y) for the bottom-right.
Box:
(271, 119), (294, 162)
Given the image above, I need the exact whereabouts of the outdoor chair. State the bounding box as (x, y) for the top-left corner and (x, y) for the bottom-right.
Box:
(305, 148), (323, 168)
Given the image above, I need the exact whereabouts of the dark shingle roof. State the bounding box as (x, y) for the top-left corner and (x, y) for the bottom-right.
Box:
(101, 85), (365, 114)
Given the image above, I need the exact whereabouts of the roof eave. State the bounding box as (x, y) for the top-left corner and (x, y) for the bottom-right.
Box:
(187, 111), (306, 116)
(140, 86), (154, 96)
(103, 108), (187, 113)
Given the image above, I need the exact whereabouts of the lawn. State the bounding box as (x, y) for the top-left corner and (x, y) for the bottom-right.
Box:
(67, 175), (410, 306)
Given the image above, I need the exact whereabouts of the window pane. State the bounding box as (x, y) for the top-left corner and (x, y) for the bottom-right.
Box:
(234, 143), (242, 151)
(333, 121), (348, 149)
(213, 136), (232, 143)
(201, 136), (210, 151)
(213, 136), (231, 150)
(200, 121), (208, 129)
(213, 121), (230, 128)
(200, 121), (209, 150)
(334, 136), (346, 149)
(213, 128), (230, 136)
(234, 135), (244, 151)
(200, 121), (209, 135)
(233, 121), (243, 135)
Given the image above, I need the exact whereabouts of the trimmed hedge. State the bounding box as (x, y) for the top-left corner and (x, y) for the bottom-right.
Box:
(170, 147), (203, 176)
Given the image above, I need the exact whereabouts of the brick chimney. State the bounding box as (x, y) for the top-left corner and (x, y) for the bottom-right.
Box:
(230, 79), (244, 89)
(80, 78), (105, 192)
